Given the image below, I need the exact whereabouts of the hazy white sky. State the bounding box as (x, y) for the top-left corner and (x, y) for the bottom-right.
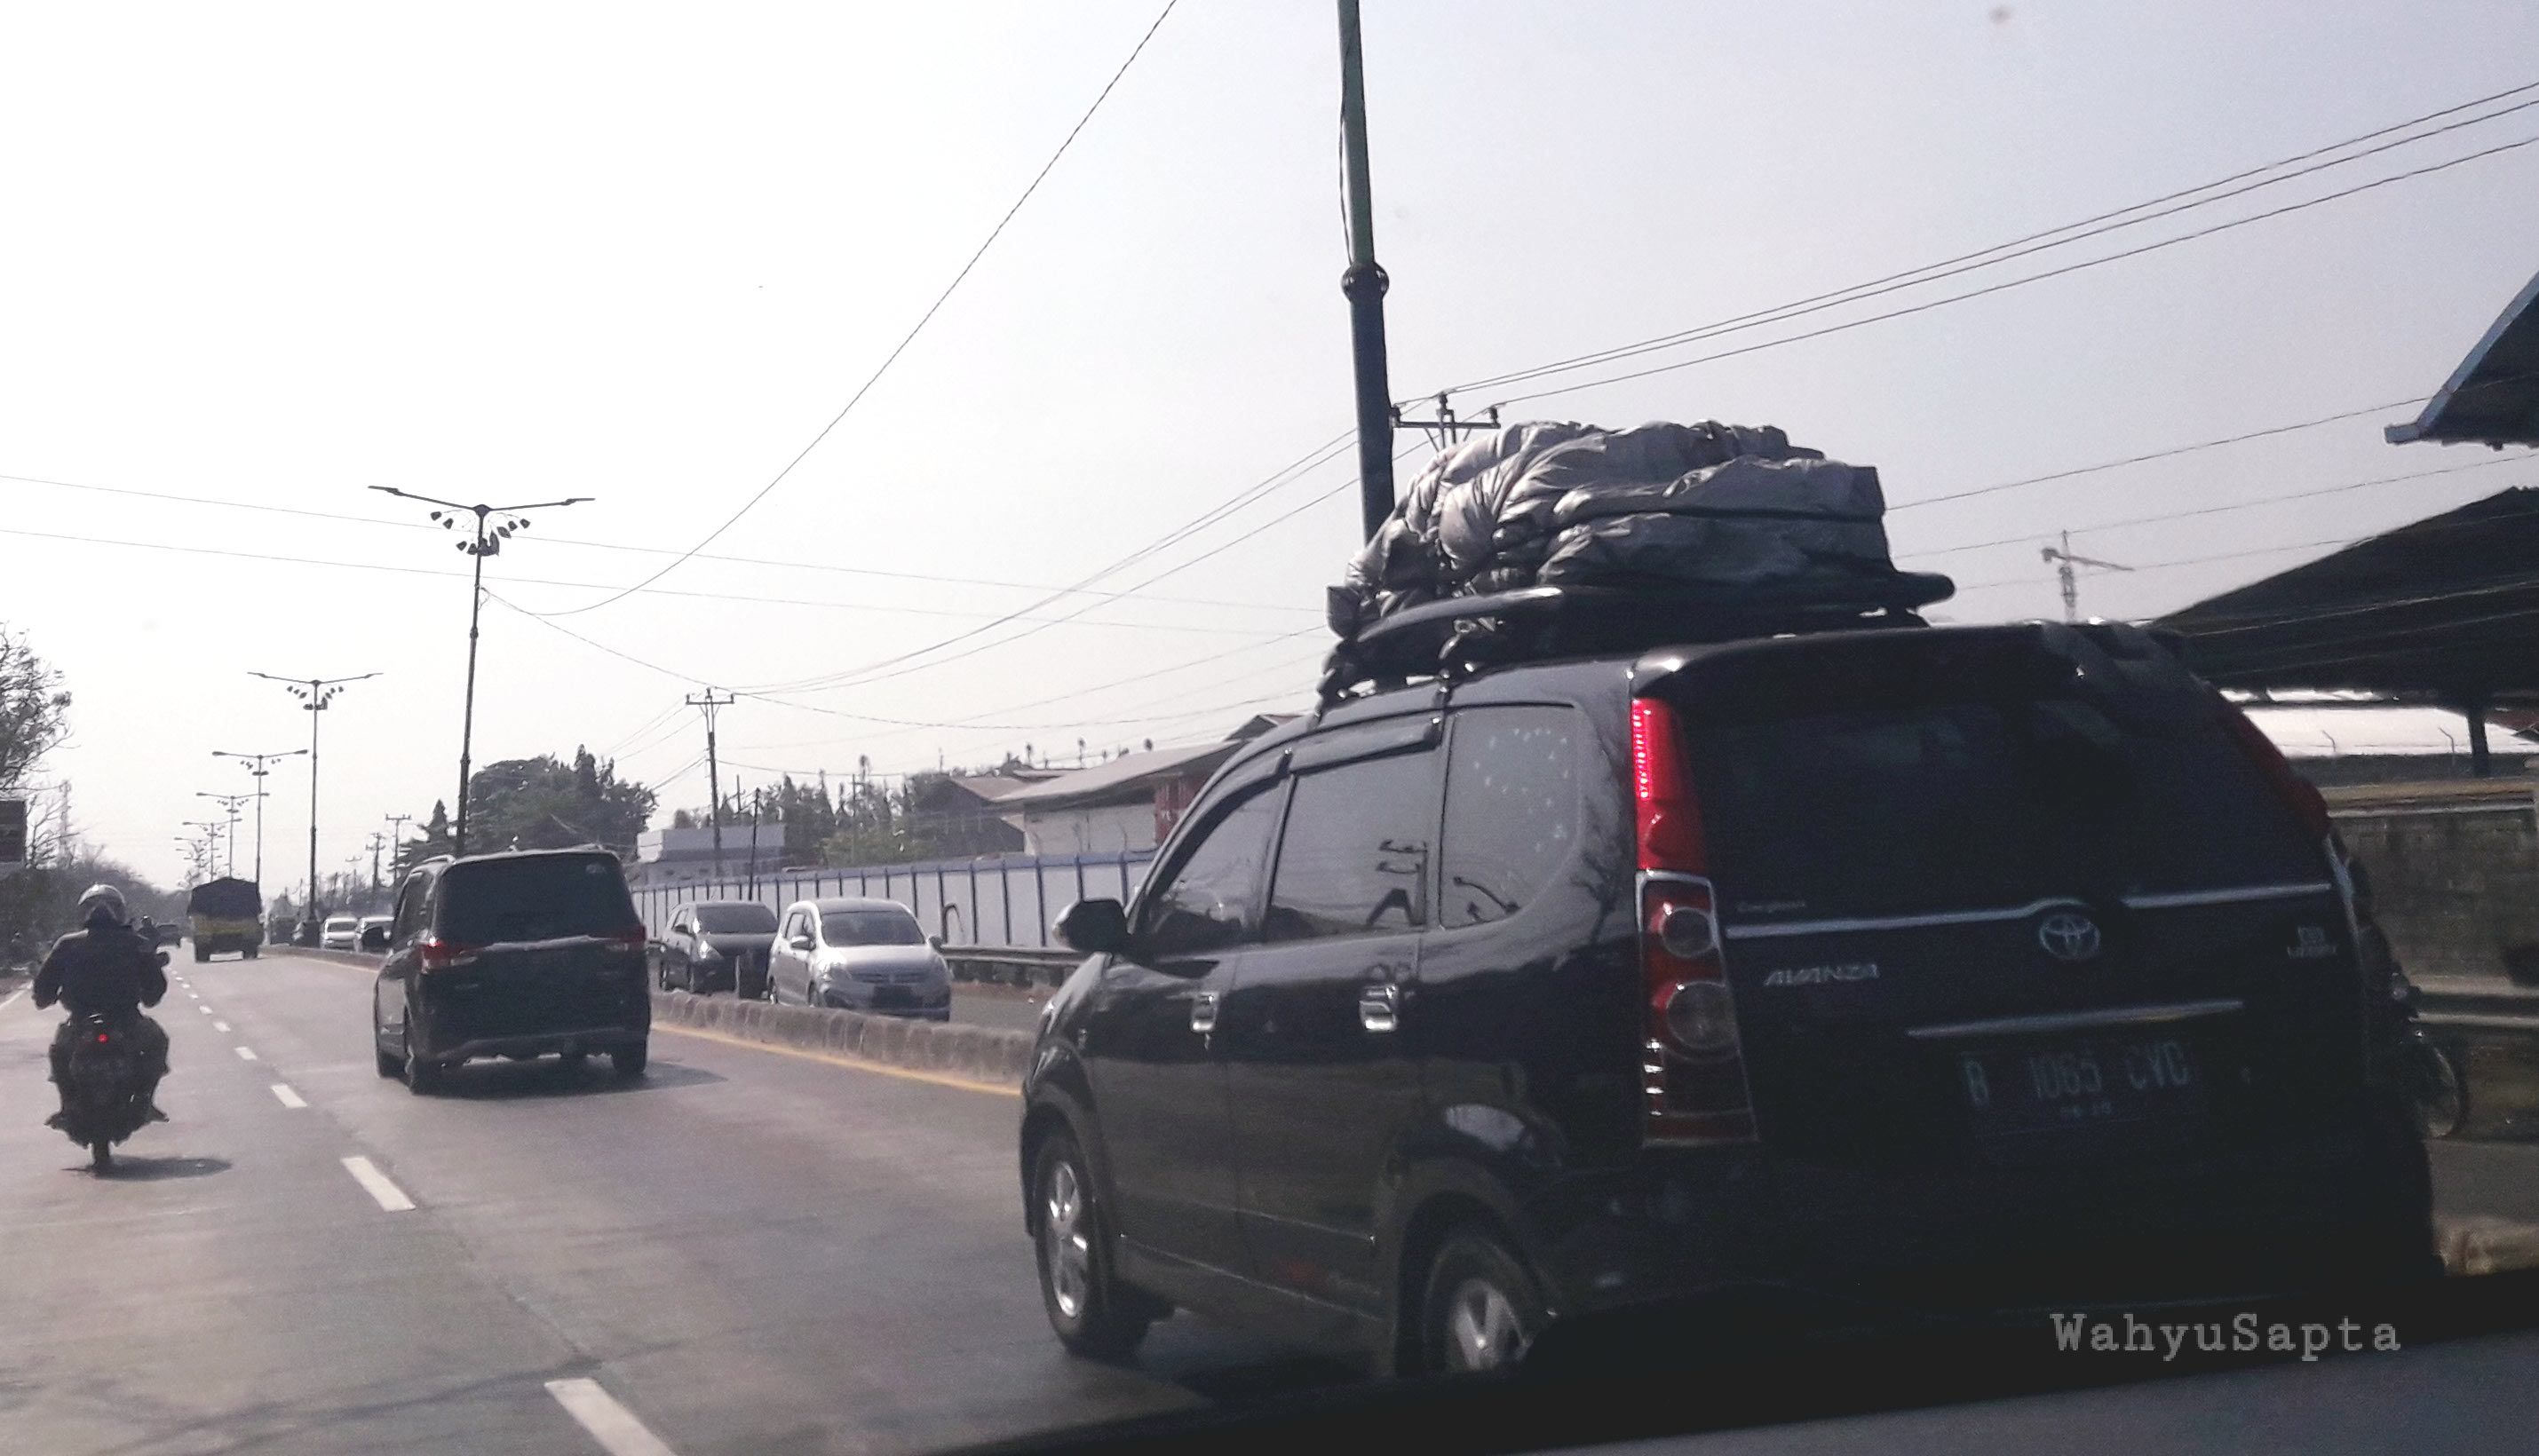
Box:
(5, 0), (2537, 889)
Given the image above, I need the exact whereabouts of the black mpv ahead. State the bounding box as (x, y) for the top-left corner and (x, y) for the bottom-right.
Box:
(1018, 621), (2434, 1374)
(371, 847), (651, 1092)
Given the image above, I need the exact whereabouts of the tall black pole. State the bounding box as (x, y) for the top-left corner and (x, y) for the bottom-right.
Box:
(686, 691), (734, 880)
(454, 526), (488, 857)
(1337, 0), (1395, 542)
(306, 690), (323, 923)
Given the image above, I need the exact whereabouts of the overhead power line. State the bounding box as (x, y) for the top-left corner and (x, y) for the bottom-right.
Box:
(1432, 79), (2539, 400)
(541, 0), (1183, 618)
(0, 468), (1317, 617)
(0, 523), (1281, 636)
(1906, 451), (2535, 558)
(1484, 131), (2539, 409)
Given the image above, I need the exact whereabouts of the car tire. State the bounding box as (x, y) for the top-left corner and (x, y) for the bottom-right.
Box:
(612, 1041), (647, 1079)
(559, 1050), (589, 1071)
(403, 1028), (440, 1096)
(374, 1025), (401, 1079)
(193, 946), (209, 964)
(1417, 1228), (1545, 1375)
(1031, 1130), (1152, 1359)
(2414, 1038), (2469, 1141)
(243, 944), (258, 960)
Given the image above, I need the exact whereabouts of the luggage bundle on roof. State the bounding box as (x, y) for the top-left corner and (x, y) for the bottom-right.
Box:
(1321, 419), (1953, 700)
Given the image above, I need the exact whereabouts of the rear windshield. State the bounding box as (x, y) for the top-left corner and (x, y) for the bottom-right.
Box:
(437, 856), (639, 944)
(695, 904), (777, 934)
(821, 909), (924, 946)
(1674, 634), (2322, 918)
(187, 880), (260, 917)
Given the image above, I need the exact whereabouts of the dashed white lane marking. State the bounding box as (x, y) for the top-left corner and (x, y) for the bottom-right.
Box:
(340, 1156), (416, 1212)
(269, 1083), (306, 1109)
(198, 1005), (213, 1014)
(213, 1020), (230, 1032)
(544, 1379), (679, 1456)
(234, 1046), (258, 1061)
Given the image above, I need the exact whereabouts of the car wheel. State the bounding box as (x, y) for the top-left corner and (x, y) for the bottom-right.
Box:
(243, 945), (258, 960)
(193, 946), (209, 964)
(1031, 1130), (1152, 1358)
(612, 1041), (647, 1079)
(559, 1050), (589, 1071)
(1419, 1229), (1544, 1375)
(374, 1022), (401, 1079)
(403, 1027), (440, 1096)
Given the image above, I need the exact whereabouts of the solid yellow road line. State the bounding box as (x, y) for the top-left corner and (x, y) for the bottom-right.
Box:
(651, 1022), (1020, 1098)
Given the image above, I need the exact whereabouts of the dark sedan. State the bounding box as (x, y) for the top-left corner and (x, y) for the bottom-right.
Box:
(655, 899), (780, 997)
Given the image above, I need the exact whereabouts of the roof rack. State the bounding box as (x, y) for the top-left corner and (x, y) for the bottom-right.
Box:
(1317, 575), (1954, 706)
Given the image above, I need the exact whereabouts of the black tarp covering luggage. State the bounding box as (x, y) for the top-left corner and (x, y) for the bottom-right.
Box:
(1323, 420), (1953, 697)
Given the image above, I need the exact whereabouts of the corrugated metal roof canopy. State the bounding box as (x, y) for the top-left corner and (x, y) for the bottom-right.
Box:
(2156, 487), (2539, 703)
(2386, 267), (2539, 447)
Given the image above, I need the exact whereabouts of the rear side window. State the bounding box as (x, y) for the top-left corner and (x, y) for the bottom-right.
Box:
(697, 904), (778, 934)
(1139, 786), (1284, 957)
(1438, 707), (1582, 930)
(437, 856), (638, 944)
(1686, 684), (2322, 917)
(1265, 748), (1438, 942)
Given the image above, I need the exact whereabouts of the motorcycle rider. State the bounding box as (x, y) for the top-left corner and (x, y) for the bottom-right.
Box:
(31, 884), (171, 1128)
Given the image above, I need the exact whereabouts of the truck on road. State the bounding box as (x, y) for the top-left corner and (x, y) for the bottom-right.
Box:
(186, 877), (264, 962)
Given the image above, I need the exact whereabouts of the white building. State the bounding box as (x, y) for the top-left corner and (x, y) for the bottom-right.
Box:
(631, 822), (790, 888)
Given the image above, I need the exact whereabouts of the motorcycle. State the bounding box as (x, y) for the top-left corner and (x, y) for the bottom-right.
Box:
(52, 945), (172, 1172)
(56, 1012), (155, 1171)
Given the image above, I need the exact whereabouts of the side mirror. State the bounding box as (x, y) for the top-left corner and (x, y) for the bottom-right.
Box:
(789, 933), (815, 951)
(361, 926), (391, 952)
(155, 950), (171, 969)
(927, 933), (944, 951)
(1054, 898), (1130, 956)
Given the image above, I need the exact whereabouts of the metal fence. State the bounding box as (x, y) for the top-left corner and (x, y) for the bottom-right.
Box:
(628, 850), (1155, 950)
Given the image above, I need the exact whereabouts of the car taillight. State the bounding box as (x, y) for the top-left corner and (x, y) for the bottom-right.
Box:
(1630, 698), (1757, 1148)
(94, 1032), (112, 1043)
(417, 938), (477, 972)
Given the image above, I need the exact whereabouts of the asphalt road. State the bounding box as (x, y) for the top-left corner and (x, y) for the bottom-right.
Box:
(8, 948), (2539, 1456)
(0, 950), (1335, 1456)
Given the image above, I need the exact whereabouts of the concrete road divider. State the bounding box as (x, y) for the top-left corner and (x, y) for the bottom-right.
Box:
(2439, 1216), (2539, 1277)
(648, 992), (1033, 1087)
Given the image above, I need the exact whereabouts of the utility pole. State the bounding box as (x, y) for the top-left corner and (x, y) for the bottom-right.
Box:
(213, 748), (305, 890)
(2040, 531), (2134, 624)
(383, 812), (414, 881)
(369, 487), (592, 857)
(251, 671), (377, 940)
(1392, 392), (1501, 454)
(195, 792), (252, 877)
(1336, 0), (1396, 542)
(366, 832), (389, 896)
(684, 690), (734, 880)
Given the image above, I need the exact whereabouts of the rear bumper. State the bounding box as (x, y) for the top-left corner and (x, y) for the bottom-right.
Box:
(424, 1025), (647, 1064)
(1524, 1112), (2432, 1323)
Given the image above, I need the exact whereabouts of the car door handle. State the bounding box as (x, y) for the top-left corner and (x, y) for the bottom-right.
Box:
(1190, 991), (1219, 1034)
(1360, 982), (1400, 1033)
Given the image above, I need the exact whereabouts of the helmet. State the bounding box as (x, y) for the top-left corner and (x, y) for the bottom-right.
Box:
(76, 883), (129, 927)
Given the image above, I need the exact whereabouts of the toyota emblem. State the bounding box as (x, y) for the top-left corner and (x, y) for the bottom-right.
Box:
(2036, 912), (2103, 962)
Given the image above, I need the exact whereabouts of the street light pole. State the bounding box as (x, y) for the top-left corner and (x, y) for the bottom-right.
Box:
(369, 487), (592, 859)
(250, 672), (377, 939)
(214, 748), (306, 890)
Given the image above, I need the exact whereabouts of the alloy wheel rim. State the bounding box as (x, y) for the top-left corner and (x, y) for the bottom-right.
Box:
(1043, 1159), (1091, 1320)
(1444, 1276), (1527, 1372)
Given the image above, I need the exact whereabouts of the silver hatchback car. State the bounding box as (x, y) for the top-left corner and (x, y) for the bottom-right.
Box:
(768, 898), (952, 1020)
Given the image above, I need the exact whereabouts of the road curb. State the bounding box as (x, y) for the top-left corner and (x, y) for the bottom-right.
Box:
(648, 991), (1032, 1087)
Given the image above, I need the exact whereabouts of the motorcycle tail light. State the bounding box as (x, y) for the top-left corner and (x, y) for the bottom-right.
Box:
(95, 1032), (111, 1043)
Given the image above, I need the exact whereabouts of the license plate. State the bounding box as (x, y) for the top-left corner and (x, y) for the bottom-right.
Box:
(871, 986), (912, 1007)
(1954, 1033), (2201, 1136)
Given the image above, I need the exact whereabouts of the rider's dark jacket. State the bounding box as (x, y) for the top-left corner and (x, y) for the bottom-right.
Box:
(33, 922), (167, 1018)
